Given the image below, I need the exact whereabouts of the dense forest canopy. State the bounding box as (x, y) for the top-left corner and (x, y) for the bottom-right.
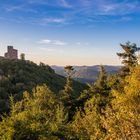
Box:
(0, 42), (140, 140)
(0, 58), (86, 113)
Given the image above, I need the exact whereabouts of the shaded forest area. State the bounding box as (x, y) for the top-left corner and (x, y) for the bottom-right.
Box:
(0, 59), (86, 113)
(0, 42), (140, 140)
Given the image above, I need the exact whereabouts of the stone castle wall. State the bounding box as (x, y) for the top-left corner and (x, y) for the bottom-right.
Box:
(4, 46), (18, 59)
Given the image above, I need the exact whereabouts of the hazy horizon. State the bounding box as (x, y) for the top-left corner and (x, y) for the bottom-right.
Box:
(0, 0), (140, 65)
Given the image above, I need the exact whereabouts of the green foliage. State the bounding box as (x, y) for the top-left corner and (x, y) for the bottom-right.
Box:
(71, 66), (110, 139)
(71, 63), (140, 139)
(117, 42), (140, 67)
(0, 58), (86, 113)
(64, 65), (74, 95)
(0, 42), (140, 139)
(20, 53), (25, 61)
(117, 42), (140, 77)
(0, 85), (78, 140)
(95, 65), (107, 90)
(101, 65), (140, 139)
(78, 65), (109, 107)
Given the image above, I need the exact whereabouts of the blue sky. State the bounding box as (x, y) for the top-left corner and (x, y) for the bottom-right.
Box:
(0, 0), (140, 66)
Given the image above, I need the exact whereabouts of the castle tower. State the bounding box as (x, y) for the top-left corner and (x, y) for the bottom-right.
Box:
(4, 46), (18, 59)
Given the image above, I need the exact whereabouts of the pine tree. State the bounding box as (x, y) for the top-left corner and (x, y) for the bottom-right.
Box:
(117, 42), (140, 67)
(77, 65), (109, 109)
(117, 42), (140, 76)
(96, 65), (107, 90)
(60, 66), (74, 104)
(64, 65), (74, 94)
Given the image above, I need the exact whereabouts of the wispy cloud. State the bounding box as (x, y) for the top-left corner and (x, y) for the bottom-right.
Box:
(76, 42), (90, 46)
(27, 0), (48, 5)
(101, 4), (116, 13)
(76, 42), (81, 45)
(3, 3), (38, 14)
(53, 40), (67, 45)
(59, 0), (72, 8)
(100, 2), (139, 15)
(39, 39), (51, 44)
(38, 39), (67, 46)
(39, 17), (66, 25)
(4, 4), (24, 12)
(27, 0), (72, 8)
(39, 47), (64, 53)
(40, 47), (55, 52)
(1, 0), (140, 26)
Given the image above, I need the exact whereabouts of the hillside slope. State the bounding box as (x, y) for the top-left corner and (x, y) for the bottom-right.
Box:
(52, 65), (121, 83)
(0, 58), (86, 113)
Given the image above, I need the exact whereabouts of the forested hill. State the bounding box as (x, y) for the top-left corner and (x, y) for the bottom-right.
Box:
(0, 57), (86, 113)
(0, 42), (140, 139)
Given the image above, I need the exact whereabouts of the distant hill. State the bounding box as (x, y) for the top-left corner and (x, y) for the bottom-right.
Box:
(0, 58), (86, 113)
(51, 65), (121, 84)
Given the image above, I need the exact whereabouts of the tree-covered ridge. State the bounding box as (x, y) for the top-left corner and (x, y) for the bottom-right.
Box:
(0, 58), (86, 113)
(52, 65), (120, 84)
(0, 42), (140, 139)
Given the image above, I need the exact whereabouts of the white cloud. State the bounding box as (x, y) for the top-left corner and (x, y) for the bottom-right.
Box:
(4, 5), (24, 12)
(39, 39), (51, 44)
(76, 42), (81, 45)
(99, 1), (140, 15)
(85, 42), (89, 45)
(76, 42), (90, 46)
(40, 47), (55, 52)
(102, 5), (116, 13)
(1, 0), (139, 26)
(59, 0), (72, 8)
(39, 39), (67, 46)
(73, 0), (140, 17)
(52, 40), (67, 45)
(40, 47), (64, 53)
(27, 0), (72, 8)
(27, 0), (48, 4)
(39, 17), (66, 25)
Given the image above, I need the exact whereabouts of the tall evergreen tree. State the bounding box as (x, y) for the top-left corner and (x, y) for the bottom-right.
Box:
(57, 66), (74, 113)
(78, 65), (109, 108)
(117, 42), (140, 67)
(72, 66), (110, 139)
(117, 42), (140, 76)
(96, 65), (107, 90)
(64, 65), (74, 95)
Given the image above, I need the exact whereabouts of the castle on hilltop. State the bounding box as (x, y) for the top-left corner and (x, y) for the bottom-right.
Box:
(4, 46), (18, 59)
(0, 46), (25, 60)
